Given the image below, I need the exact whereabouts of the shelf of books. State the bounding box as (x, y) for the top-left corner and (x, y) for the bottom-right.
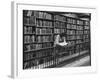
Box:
(23, 10), (90, 69)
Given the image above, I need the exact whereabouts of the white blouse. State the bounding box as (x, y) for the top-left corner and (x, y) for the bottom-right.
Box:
(54, 35), (68, 46)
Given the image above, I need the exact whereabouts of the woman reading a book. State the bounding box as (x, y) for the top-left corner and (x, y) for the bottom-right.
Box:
(54, 33), (70, 64)
(54, 32), (71, 54)
(54, 33), (70, 47)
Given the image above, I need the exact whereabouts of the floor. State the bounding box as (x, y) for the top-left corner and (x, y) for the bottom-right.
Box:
(56, 54), (91, 68)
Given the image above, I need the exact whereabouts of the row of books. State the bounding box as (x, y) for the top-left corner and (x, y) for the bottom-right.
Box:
(36, 20), (53, 27)
(67, 18), (76, 24)
(24, 17), (36, 25)
(76, 38), (89, 44)
(36, 28), (52, 34)
(67, 36), (76, 40)
(66, 35), (82, 40)
(67, 35), (89, 40)
(36, 36), (53, 42)
(67, 35), (83, 40)
(24, 10), (52, 20)
(34, 11), (52, 20)
(76, 40), (83, 44)
(54, 15), (66, 21)
(23, 10), (89, 26)
(24, 35), (35, 43)
(77, 25), (83, 30)
(83, 38), (89, 42)
(76, 31), (83, 34)
(24, 26), (35, 34)
(24, 32), (89, 44)
(84, 30), (90, 34)
(24, 43), (53, 51)
(84, 21), (89, 25)
(67, 24), (84, 30)
(83, 35), (89, 39)
(24, 35), (53, 43)
(54, 21), (66, 28)
(24, 49), (54, 61)
(67, 30), (75, 34)
(67, 24), (76, 29)
(24, 31), (89, 44)
(84, 26), (89, 29)
(76, 35), (83, 39)
(54, 29), (65, 33)
(77, 20), (84, 25)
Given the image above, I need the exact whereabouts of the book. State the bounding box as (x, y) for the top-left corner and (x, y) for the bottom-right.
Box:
(54, 29), (65, 33)
(34, 11), (52, 20)
(54, 21), (66, 28)
(84, 30), (89, 34)
(36, 28), (52, 34)
(84, 21), (89, 25)
(77, 25), (83, 30)
(36, 36), (53, 42)
(67, 30), (75, 35)
(77, 20), (83, 25)
(23, 10), (28, 17)
(24, 16), (36, 25)
(67, 35), (76, 40)
(84, 38), (89, 42)
(27, 10), (32, 16)
(36, 20), (52, 27)
(67, 18), (76, 24)
(76, 31), (83, 35)
(83, 35), (89, 39)
(76, 40), (82, 44)
(84, 26), (89, 29)
(67, 24), (76, 29)
(24, 26), (35, 34)
(24, 35), (35, 43)
(54, 15), (66, 21)
(76, 35), (83, 39)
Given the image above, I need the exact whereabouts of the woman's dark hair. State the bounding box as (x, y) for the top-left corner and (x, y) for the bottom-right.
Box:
(60, 33), (66, 37)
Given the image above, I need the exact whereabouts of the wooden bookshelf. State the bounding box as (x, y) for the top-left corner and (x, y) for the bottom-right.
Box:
(23, 10), (91, 69)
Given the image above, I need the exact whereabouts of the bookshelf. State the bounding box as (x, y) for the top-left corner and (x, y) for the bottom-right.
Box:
(23, 10), (91, 69)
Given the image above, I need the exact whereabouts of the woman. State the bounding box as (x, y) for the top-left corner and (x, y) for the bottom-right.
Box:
(54, 33), (69, 47)
(54, 33), (70, 64)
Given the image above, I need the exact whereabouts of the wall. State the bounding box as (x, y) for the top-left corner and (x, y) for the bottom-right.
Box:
(0, 0), (99, 80)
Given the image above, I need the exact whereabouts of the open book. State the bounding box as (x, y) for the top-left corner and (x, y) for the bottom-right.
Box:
(59, 42), (68, 46)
